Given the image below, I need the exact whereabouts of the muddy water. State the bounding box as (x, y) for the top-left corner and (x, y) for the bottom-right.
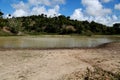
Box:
(0, 36), (119, 48)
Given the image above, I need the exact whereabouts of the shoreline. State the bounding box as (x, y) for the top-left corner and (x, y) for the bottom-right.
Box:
(0, 42), (119, 51)
(0, 42), (119, 80)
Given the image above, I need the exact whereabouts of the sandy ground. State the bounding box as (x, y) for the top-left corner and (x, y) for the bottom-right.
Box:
(0, 42), (120, 80)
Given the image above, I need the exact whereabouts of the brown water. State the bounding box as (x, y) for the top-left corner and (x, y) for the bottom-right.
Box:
(0, 36), (119, 48)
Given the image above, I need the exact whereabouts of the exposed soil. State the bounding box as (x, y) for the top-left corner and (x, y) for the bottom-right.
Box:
(0, 42), (120, 80)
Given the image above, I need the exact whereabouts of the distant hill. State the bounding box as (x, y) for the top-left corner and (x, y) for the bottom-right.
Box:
(0, 12), (120, 35)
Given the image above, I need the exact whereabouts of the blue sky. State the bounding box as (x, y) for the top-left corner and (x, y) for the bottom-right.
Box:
(0, 0), (120, 26)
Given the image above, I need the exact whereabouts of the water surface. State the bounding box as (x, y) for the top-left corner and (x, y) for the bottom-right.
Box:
(0, 36), (119, 48)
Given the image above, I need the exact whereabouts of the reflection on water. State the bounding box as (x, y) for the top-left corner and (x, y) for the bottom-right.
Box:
(0, 36), (119, 48)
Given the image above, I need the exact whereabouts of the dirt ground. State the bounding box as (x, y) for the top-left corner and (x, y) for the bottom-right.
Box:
(0, 42), (120, 80)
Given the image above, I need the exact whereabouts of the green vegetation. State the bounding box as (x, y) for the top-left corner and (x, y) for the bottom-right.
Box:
(0, 30), (12, 36)
(0, 11), (120, 36)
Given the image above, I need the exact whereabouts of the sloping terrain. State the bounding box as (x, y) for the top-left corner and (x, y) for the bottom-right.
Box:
(0, 42), (120, 80)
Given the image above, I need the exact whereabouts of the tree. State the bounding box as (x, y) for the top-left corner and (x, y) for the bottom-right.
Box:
(60, 25), (76, 34)
(0, 10), (3, 18)
(0, 10), (119, 35)
(7, 18), (22, 34)
(113, 23), (120, 34)
(0, 11), (7, 28)
(44, 24), (57, 33)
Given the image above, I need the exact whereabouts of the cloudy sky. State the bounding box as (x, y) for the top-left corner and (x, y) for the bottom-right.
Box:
(0, 0), (120, 26)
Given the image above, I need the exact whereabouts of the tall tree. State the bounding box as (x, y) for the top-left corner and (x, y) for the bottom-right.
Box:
(113, 23), (120, 34)
(0, 10), (3, 18)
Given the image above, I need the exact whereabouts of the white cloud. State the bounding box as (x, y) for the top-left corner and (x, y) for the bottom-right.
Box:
(47, 5), (60, 17)
(12, 1), (29, 17)
(70, 8), (88, 21)
(71, 0), (119, 26)
(87, 15), (120, 26)
(12, 1), (29, 10)
(71, 8), (119, 26)
(115, 3), (120, 10)
(13, 9), (28, 17)
(81, 0), (111, 17)
(28, 0), (51, 6)
(5, 14), (12, 18)
(31, 6), (47, 15)
(94, 16), (111, 25)
(28, 0), (65, 6)
(112, 15), (118, 20)
(31, 5), (60, 17)
(12, 0), (65, 17)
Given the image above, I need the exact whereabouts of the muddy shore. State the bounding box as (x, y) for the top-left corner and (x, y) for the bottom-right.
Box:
(0, 42), (120, 80)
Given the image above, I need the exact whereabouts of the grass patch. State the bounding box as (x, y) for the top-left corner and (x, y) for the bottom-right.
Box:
(0, 30), (12, 36)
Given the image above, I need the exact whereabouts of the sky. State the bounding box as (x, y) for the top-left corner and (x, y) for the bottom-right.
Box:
(0, 0), (120, 26)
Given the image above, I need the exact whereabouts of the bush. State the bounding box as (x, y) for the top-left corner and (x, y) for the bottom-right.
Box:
(82, 30), (93, 36)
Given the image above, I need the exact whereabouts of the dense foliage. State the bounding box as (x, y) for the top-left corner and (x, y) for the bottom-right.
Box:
(0, 11), (120, 35)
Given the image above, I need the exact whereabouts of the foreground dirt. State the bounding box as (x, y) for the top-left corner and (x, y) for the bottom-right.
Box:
(0, 42), (120, 80)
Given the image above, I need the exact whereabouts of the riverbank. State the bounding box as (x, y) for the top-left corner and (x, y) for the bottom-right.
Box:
(0, 42), (120, 80)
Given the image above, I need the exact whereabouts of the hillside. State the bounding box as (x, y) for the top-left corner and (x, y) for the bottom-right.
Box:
(0, 12), (120, 35)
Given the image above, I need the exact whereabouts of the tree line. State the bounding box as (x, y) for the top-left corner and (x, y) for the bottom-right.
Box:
(0, 11), (120, 36)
